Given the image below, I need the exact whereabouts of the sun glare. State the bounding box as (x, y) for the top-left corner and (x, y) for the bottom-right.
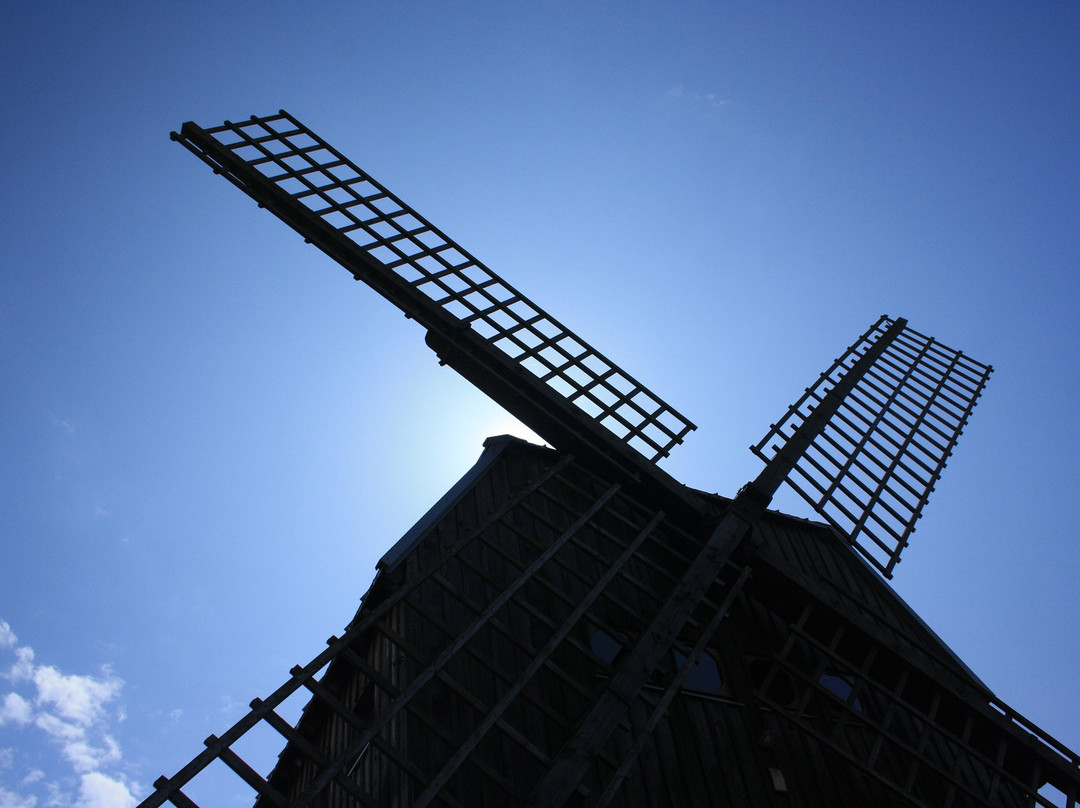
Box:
(475, 411), (546, 446)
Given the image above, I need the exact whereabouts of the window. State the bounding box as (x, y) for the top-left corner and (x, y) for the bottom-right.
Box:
(672, 648), (724, 694)
(589, 629), (624, 665)
(818, 672), (863, 712)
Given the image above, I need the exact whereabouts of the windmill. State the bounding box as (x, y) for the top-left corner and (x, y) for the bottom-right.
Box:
(140, 110), (1079, 807)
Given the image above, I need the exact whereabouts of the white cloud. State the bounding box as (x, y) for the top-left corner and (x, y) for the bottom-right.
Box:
(51, 419), (75, 436)
(666, 84), (730, 113)
(0, 620), (132, 808)
(0, 787), (37, 808)
(33, 666), (121, 726)
(33, 714), (83, 743)
(43, 783), (67, 808)
(73, 774), (135, 808)
(62, 740), (114, 775)
(9, 648), (35, 683)
(0, 693), (33, 725)
(33, 716), (120, 774)
(0, 773), (45, 808)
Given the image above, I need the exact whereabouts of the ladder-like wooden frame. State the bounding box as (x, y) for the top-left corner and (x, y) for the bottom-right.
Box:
(753, 316), (992, 576)
(173, 111), (695, 464)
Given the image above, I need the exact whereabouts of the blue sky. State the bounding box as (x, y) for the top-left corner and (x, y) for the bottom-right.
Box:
(1, 2), (1078, 805)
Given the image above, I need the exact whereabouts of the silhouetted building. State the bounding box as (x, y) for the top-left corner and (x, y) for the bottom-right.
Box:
(140, 111), (1080, 808)
(242, 436), (1077, 808)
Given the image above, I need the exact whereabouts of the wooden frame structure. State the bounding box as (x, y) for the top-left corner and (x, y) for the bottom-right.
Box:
(172, 111), (695, 466)
(140, 438), (1079, 807)
(139, 111), (1080, 807)
(752, 315), (993, 576)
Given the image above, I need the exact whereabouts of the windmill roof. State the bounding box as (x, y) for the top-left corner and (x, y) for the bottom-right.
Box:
(376, 434), (990, 698)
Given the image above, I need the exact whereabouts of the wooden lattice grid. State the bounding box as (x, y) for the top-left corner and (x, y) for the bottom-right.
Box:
(173, 111), (695, 462)
(752, 315), (993, 577)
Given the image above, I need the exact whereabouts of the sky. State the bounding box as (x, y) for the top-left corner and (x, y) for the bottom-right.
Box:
(1, 2), (1078, 806)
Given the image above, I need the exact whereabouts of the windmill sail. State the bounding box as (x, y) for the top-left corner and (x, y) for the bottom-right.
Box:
(752, 315), (993, 576)
(172, 111), (695, 465)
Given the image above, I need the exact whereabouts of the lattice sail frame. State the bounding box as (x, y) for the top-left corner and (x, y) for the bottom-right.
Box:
(752, 315), (993, 577)
(172, 111), (695, 462)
